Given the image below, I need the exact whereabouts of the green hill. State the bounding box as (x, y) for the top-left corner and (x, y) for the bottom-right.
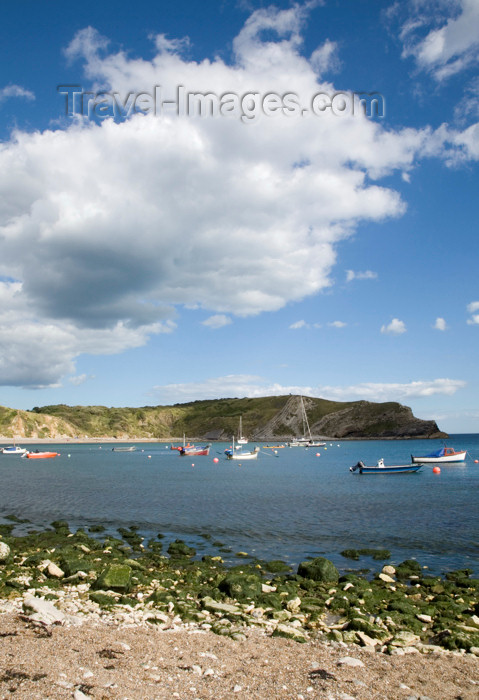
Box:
(0, 395), (447, 440)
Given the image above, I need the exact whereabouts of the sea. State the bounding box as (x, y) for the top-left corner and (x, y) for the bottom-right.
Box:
(1, 435), (478, 577)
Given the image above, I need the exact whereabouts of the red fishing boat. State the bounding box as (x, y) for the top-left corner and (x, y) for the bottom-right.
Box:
(24, 451), (59, 459)
(179, 444), (211, 456)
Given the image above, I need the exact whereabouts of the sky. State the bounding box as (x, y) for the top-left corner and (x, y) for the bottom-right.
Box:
(0, 0), (478, 433)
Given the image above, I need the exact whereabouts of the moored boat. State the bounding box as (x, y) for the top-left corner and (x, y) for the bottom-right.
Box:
(179, 444), (211, 456)
(1, 445), (28, 455)
(24, 451), (59, 459)
(112, 446), (136, 452)
(411, 446), (466, 464)
(350, 458), (422, 474)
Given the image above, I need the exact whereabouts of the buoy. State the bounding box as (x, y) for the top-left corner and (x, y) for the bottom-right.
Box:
(432, 466), (441, 474)
(148, 455), (151, 459)
(475, 459), (478, 463)
(316, 452), (320, 457)
(213, 457), (219, 463)
(191, 463), (195, 467)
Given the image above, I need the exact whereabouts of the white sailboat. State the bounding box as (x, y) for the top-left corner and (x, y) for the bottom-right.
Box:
(288, 396), (325, 447)
(225, 435), (259, 460)
(237, 416), (248, 445)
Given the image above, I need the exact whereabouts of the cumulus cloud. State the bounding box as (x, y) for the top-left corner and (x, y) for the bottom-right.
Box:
(151, 374), (466, 404)
(400, 0), (479, 81)
(0, 4), (475, 388)
(289, 320), (308, 329)
(433, 317), (447, 330)
(0, 85), (35, 104)
(202, 314), (232, 329)
(310, 39), (341, 75)
(381, 318), (406, 335)
(328, 320), (346, 328)
(467, 300), (479, 325)
(345, 269), (377, 282)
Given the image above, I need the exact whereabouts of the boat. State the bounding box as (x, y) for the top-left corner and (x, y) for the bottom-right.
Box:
(171, 435), (195, 451)
(411, 446), (466, 464)
(225, 436), (259, 460)
(23, 451), (59, 459)
(112, 446), (136, 452)
(1, 445), (28, 455)
(237, 416), (248, 445)
(350, 458), (422, 474)
(179, 444), (211, 456)
(287, 396), (326, 447)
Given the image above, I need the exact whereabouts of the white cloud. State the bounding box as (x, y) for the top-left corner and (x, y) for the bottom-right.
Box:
(381, 318), (406, 335)
(328, 320), (346, 328)
(310, 39), (341, 75)
(345, 270), (377, 282)
(467, 300), (479, 325)
(0, 85), (35, 103)
(289, 319), (308, 329)
(202, 314), (232, 329)
(0, 5), (475, 388)
(151, 375), (466, 404)
(400, 0), (479, 81)
(433, 317), (447, 330)
(69, 373), (95, 386)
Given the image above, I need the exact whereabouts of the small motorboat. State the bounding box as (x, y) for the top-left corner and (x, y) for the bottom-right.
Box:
(1, 445), (28, 455)
(179, 444), (211, 456)
(350, 458), (422, 474)
(24, 451), (59, 459)
(112, 446), (136, 452)
(411, 446), (466, 464)
(225, 447), (260, 460)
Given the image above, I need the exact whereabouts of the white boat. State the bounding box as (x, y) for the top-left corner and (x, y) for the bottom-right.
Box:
(287, 396), (326, 447)
(411, 446), (466, 464)
(225, 436), (259, 460)
(237, 416), (248, 445)
(1, 444), (28, 455)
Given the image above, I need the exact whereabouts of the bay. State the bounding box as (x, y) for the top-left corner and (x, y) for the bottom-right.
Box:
(1, 435), (478, 576)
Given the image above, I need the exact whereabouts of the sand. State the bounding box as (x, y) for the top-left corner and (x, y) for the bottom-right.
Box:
(0, 614), (478, 699)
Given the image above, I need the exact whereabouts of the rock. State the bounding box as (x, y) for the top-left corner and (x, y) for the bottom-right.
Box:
(261, 583), (276, 593)
(390, 630), (420, 647)
(93, 564), (132, 592)
(356, 631), (379, 647)
(23, 596), (68, 625)
(201, 596), (242, 616)
(297, 557), (339, 583)
(378, 573), (395, 583)
(167, 539), (196, 557)
(218, 573), (262, 601)
(382, 565), (396, 576)
(337, 657), (365, 668)
(272, 623), (308, 642)
(416, 614), (432, 623)
(0, 541), (10, 562)
(286, 596), (301, 613)
(47, 561), (65, 578)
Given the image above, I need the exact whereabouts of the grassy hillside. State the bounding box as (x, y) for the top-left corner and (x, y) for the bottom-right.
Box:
(7, 395), (445, 440)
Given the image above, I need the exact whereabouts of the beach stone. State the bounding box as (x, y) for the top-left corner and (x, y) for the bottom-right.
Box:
(47, 561), (65, 578)
(0, 541), (10, 562)
(272, 623), (308, 642)
(379, 572), (395, 583)
(297, 557), (339, 583)
(201, 596), (242, 616)
(286, 596), (301, 612)
(356, 630), (379, 646)
(390, 630), (420, 647)
(337, 657), (365, 668)
(23, 596), (68, 625)
(94, 564), (132, 592)
(469, 646), (479, 656)
(382, 565), (396, 576)
(416, 613), (432, 623)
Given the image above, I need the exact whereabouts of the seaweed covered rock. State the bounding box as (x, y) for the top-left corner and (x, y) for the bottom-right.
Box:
(218, 573), (262, 601)
(167, 539), (196, 558)
(94, 564), (132, 592)
(297, 557), (339, 583)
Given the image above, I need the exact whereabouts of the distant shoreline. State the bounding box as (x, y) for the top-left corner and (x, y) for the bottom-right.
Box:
(0, 435), (450, 444)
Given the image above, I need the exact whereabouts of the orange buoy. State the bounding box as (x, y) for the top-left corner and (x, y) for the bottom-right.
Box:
(432, 466), (441, 474)
(213, 457), (219, 463)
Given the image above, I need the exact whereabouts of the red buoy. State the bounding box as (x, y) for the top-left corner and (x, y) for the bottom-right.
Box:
(432, 466), (441, 474)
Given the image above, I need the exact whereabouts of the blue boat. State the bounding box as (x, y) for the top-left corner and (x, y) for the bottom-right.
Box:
(350, 458), (422, 475)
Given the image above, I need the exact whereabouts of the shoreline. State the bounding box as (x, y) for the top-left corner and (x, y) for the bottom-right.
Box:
(1, 522), (478, 698)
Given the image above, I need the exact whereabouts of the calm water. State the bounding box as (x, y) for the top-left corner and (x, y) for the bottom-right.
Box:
(1, 435), (478, 575)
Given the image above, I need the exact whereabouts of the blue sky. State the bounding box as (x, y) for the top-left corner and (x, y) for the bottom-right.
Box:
(0, 0), (478, 432)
